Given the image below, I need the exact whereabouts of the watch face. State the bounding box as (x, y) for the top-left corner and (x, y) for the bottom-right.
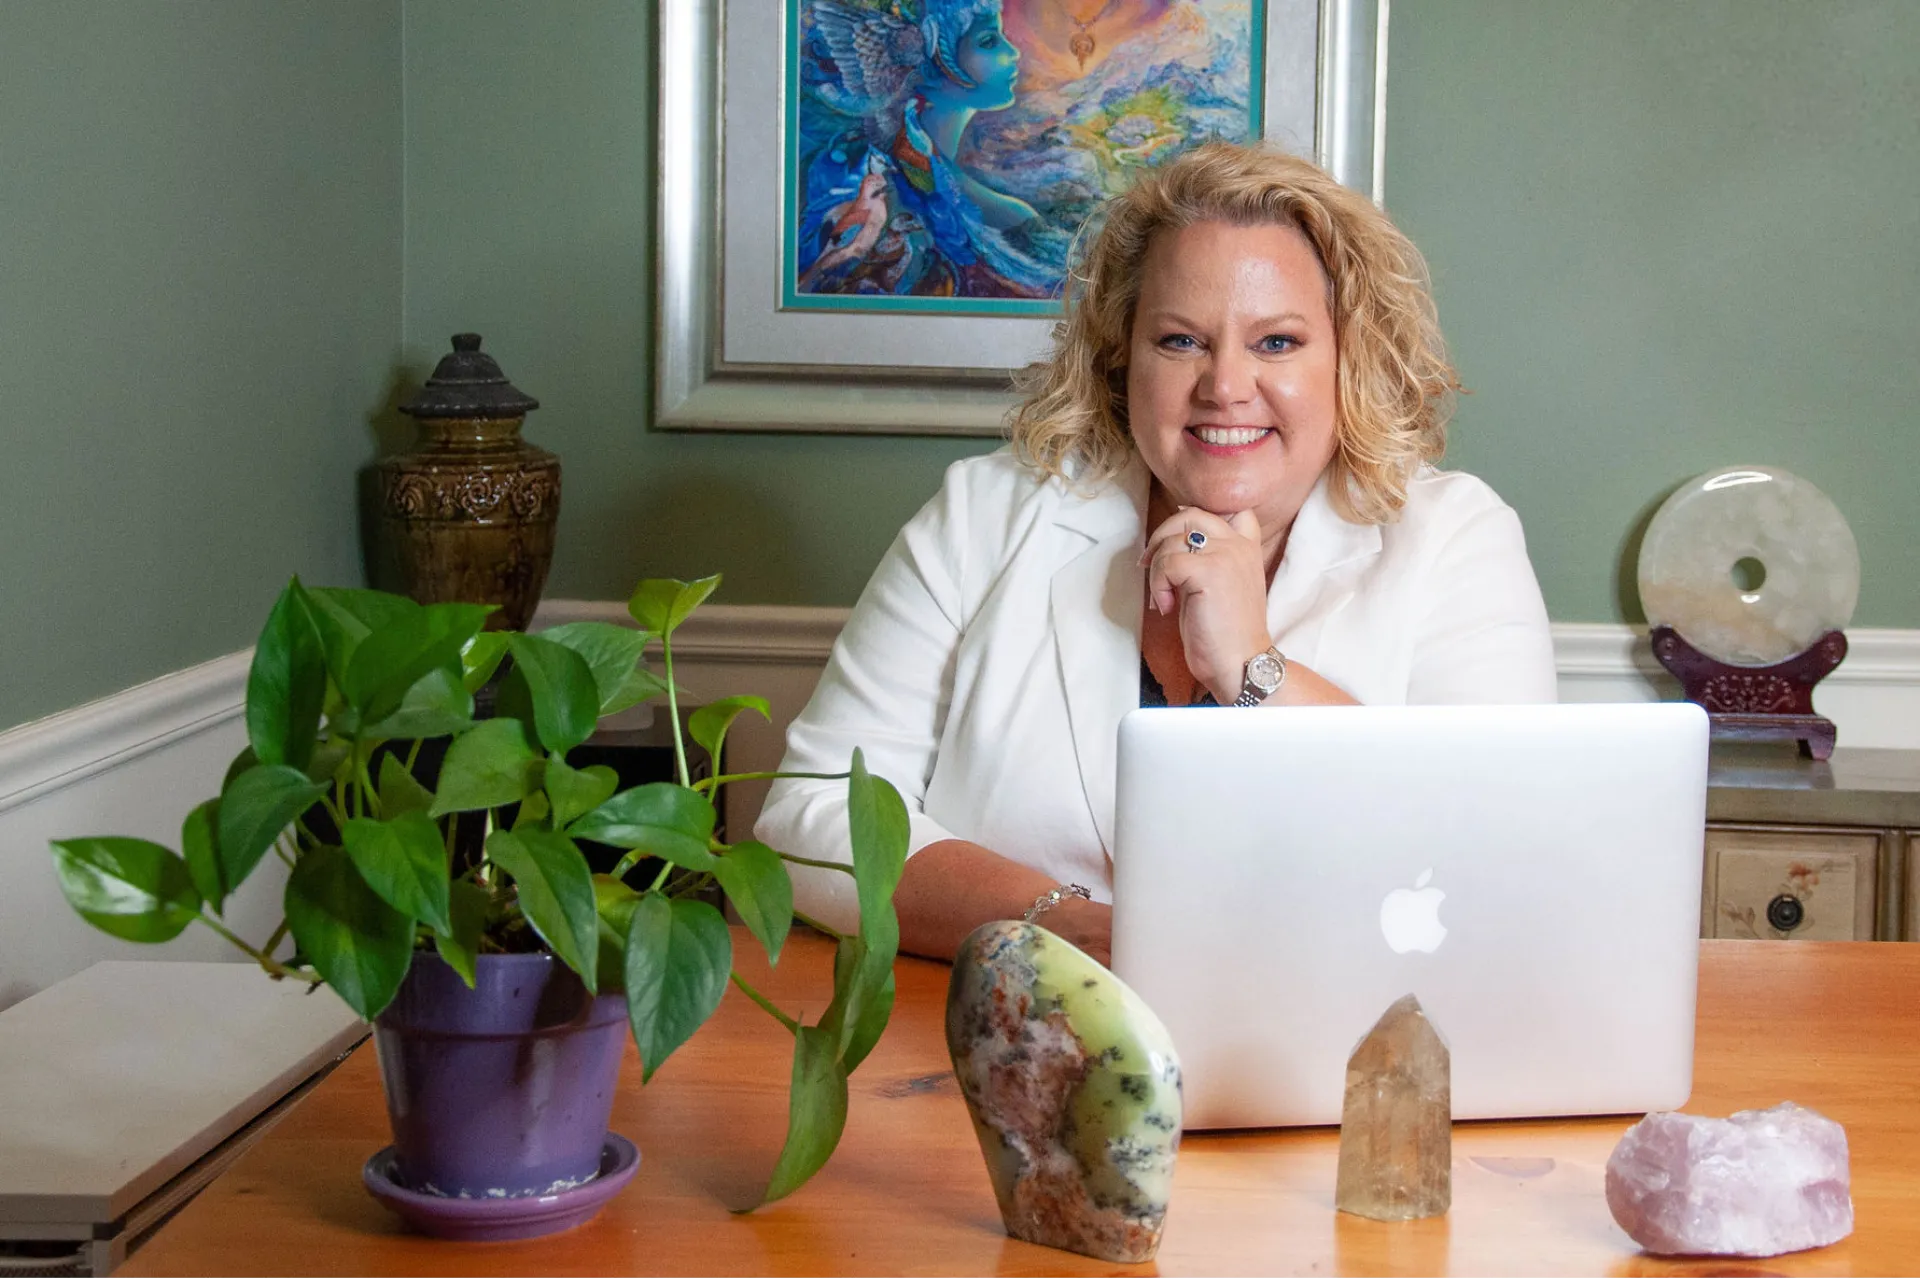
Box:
(1247, 652), (1284, 692)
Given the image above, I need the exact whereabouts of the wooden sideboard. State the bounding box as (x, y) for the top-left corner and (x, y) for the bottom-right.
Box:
(1704, 745), (1920, 941)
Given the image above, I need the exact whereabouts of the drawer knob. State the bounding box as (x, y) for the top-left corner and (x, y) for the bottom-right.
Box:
(1766, 894), (1806, 933)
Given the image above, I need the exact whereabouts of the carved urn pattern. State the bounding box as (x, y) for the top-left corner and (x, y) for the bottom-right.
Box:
(385, 470), (558, 523)
(378, 335), (558, 631)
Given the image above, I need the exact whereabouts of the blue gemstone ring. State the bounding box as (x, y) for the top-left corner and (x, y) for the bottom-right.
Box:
(1185, 529), (1208, 552)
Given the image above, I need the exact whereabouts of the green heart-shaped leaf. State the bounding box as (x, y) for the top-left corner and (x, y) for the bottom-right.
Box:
(712, 840), (792, 966)
(49, 837), (202, 943)
(284, 844), (415, 1020)
(344, 602), (493, 724)
(570, 783), (717, 869)
(218, 764), (328, 892)
(223, 746), (259, 792)
(592, 874), (642, 994)
(606, 666), (676, 716)
(180, 798), (225, 912)
(512, 789), (551, 830)
(835, 750), (906, 1066)
(342, 813), (453, 935)
(688, 696), (770, 775)
(546, 759), (620, 830)
(304, 739), (352, 786)
(245, 578), (325, 772)
(538, 621), (655, 714)
(626, 575), (721, 638)
(622, 894), (731, 1082)
(435, 879), (491, 989)
(460, 631), (510, 694)
(755, 1026), (850, 1207)
(847, 749), (907, 932)
(504, 633), (601, 755)
(360, 665), (474, 740)
(303, 588), (421, 691)
(819, 935), (895, 1074)
(430, 719), (540, 816)
(485, 829), (599, 990)
(376, 754), (435, 819)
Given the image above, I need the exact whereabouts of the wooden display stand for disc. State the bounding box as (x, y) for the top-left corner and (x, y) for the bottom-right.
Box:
(1650, 626), (1846, 760)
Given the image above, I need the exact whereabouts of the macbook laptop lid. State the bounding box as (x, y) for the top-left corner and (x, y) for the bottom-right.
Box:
(1111, 702), (1708, 1129)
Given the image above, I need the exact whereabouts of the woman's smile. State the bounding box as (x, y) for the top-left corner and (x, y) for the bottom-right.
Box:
(1188, 425), (1276, 454)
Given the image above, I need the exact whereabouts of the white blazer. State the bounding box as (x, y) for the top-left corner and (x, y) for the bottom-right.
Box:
(755, 448), (1556, 934)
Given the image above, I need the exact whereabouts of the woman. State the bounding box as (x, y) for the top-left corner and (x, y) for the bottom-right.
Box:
(757, 143), (1556, 965)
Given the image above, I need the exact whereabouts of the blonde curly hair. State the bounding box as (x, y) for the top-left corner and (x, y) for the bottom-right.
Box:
(1010, 142), (1459, 525)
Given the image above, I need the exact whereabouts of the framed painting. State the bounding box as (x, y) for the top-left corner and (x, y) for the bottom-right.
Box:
(657, 0), (1389, 435)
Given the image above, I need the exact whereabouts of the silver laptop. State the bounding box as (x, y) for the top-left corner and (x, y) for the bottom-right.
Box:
(1111, 702), (1708, 1129)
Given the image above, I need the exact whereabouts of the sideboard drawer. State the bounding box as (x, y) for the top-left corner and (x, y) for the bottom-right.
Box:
(1905, 832), (1920, 942)
(1703, 825), (1879, 941)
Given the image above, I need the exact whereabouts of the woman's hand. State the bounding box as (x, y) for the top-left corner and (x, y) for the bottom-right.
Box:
(1144, 506), (1275, 704)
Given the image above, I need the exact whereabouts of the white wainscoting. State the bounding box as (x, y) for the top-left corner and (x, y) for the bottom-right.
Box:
(0, 656), (282, 1011)
(1550, 623), (1920, 748)
(6, 608), (1915, 1006)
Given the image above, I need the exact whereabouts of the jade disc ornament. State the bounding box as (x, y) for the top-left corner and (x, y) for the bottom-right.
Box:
(1637, 466), (1859, 667)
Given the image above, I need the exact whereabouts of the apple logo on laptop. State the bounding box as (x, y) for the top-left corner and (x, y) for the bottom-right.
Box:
(1380, 869), (1447, 954)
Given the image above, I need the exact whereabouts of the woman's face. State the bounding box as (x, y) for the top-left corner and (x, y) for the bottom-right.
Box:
(1124, 219), (1340, 535)
(954, 13), (1021, 109)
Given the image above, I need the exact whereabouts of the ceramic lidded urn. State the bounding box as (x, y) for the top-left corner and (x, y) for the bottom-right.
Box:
(380, 334), (558, 631)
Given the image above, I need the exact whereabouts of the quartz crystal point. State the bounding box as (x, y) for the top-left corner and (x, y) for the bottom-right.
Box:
(945, 921), (1182, 1264)
(1606, 1103), (1853, 1257)
(1334, 993), (1451, 1221)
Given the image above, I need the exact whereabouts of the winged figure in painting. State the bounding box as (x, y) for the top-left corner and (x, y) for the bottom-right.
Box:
(795, 0), (1056, 300)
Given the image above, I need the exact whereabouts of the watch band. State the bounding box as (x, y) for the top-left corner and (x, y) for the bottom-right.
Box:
(1232, 645), (1288, 707)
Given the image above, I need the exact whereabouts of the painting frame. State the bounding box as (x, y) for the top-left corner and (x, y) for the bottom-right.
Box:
(656, 0), (1391, 436)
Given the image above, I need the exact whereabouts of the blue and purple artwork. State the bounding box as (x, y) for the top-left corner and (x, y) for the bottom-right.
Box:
(786, 0), (1264, 316)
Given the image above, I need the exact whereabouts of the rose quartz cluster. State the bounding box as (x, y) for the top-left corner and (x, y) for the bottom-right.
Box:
(1605, 1102), (1853, 1257)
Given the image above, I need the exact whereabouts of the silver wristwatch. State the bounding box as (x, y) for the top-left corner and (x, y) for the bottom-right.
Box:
(1232, 645), (1288, 707)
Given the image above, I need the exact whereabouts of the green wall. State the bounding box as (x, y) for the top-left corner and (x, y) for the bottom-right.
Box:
(400, 1), (988, 609)
(0, 2), (403, 731)
(1387, 0), (1919, 624)
(402, 0), (1918, 625)
(6, 2), (1913, 732)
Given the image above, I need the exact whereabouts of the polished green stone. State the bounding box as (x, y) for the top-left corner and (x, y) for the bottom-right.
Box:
(945, 920), (1182, 1263)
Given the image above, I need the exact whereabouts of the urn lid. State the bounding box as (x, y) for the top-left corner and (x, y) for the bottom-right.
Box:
(400, 333), (540, 419)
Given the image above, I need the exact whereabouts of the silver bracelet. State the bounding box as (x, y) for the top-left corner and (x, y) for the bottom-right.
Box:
(1023, 883), (1092, 923)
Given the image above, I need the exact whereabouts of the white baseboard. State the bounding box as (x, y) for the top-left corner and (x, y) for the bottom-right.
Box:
(8, 606), (1913, 1008)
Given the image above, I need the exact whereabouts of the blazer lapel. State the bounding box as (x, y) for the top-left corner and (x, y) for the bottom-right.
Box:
(1265, 473), (1383, 667)
(1049, 458), (1149, 858)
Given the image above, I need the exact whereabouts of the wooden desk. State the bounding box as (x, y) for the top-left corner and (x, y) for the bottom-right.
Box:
(128, 936), (1920, 1276)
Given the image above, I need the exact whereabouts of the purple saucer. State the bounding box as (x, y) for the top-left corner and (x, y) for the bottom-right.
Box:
(362, 1133), (640, 1242)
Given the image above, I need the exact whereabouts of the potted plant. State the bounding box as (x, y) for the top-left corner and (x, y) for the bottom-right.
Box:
(47, 574), (906, 1220)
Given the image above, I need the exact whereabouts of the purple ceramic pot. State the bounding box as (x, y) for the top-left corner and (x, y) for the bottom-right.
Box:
(373, 951), (628, 1198)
